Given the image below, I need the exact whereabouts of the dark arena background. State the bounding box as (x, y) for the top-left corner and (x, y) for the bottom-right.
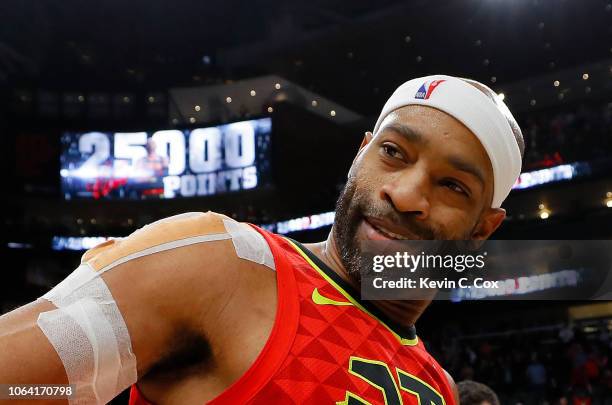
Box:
(1, 1), (612, 404)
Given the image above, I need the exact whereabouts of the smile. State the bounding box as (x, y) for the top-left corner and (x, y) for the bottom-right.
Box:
(363, 217), (414, 240)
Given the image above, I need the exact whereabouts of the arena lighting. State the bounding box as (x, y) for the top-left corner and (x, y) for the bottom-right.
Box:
(52, 236), (118, 251)
(52, 211), (338, 251)
(530, 99), (537, 106)
(226, 97), (232, 103)
(605, 191), (612, 207)
(538, 203), (551, 219)
(49, 184), (612, 250)
(261, 211), (335, 235)
(189, 117), (196, 123)
(553, 80), (560, 87)
(274, 83), (281, 90)
(311, 100), (318, 107)
(512, 161), (598, 190)
(330, 110), (336, 117)
(582, 73), (589, 80)
(450, 269), (580, 302)
(194, 105), (201, 112)
(7, 242), (33, 249)
(267, 106), (273, 113)
(497, 92), (505, 101)
(250, 90), (256, 96)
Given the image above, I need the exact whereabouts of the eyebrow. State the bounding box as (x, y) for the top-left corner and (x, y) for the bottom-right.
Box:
(382, 122), (487, 189)
(381, 123), (428, 145)
(446, 155), (486, 188)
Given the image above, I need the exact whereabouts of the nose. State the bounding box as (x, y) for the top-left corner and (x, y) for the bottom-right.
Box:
(379, 167), (431, 220)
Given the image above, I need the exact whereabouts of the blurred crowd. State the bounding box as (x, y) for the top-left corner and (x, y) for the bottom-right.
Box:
(428, 320), (612, 405)
(521, 101), (612, 170)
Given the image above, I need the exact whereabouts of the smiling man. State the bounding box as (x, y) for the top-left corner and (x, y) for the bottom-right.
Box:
(0, 75), (523, 405)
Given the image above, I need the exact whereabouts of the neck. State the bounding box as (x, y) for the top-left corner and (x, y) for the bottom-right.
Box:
(303, 227), (429, 329)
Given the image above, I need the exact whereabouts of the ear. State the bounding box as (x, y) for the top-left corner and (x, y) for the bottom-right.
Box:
(470, 207), (506, 244)
(351, 131), (374, 164)
(360, 131), (374, 149)
(347, 131), (374, 179)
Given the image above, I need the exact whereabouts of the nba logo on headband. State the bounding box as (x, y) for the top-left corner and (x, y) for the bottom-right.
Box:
(415, 79), (446, 100)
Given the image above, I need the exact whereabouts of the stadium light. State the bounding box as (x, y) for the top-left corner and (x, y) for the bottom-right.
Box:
(538, 203), (551, 219)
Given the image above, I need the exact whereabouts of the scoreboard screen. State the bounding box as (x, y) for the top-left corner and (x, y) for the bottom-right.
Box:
(60, 117), (272, 200)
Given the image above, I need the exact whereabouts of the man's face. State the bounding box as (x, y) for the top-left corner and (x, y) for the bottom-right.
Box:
(333, 105), (505, 276)
(147, 139), (157, 154)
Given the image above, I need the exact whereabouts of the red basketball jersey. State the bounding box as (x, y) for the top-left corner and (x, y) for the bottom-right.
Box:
(129, 224), (456, 404)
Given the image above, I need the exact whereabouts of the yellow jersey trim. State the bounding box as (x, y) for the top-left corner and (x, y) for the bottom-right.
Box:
(284, 238), (419, 346)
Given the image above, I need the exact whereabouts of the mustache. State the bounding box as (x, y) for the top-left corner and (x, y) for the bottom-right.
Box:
(359, 202), (439, 240)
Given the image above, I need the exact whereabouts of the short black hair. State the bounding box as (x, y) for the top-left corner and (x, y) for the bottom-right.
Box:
(457, 380), (500, 405)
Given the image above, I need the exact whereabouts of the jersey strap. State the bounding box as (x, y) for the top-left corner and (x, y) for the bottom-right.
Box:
(206, 224), (300, 404)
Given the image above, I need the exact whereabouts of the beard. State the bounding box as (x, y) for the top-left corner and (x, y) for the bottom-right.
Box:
(332, 174), (472, 279)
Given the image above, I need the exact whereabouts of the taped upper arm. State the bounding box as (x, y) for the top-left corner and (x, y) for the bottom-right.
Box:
(35, 211), (275, 404)
(81, 211), (274, 273)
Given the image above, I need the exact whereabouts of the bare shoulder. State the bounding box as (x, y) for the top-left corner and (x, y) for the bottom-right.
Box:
(84, 210), (273, 278)
(83, 211), (276, 373)
(82, 211), (240, 269)
(88, 210), (275, 311)
(0, 211), (277, 403)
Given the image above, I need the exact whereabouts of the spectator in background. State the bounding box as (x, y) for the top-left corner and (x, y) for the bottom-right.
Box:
(526, 353), (548, 403)
(457, 380), (500, 405)
(559, 324), (575, 344)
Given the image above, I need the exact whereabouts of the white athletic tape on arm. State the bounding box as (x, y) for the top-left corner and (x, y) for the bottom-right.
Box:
(223, 219), (275, 270)
(37, 215), (274, 404)
(38, 264), (137, 405)
(97, 233), (232, 275)
(373, 74), (522, 208)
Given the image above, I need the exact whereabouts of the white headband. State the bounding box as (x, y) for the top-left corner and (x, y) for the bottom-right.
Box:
(373, 74), (522, 208)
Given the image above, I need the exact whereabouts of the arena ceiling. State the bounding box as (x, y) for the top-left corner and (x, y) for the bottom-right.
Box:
(0, 0), (610, 115)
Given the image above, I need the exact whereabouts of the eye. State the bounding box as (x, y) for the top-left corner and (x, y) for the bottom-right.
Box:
(381, 143), (403, 159)
(442, 179), (469, 196)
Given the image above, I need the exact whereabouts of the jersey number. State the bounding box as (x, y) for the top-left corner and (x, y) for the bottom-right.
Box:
(337, 356), (445, 405)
